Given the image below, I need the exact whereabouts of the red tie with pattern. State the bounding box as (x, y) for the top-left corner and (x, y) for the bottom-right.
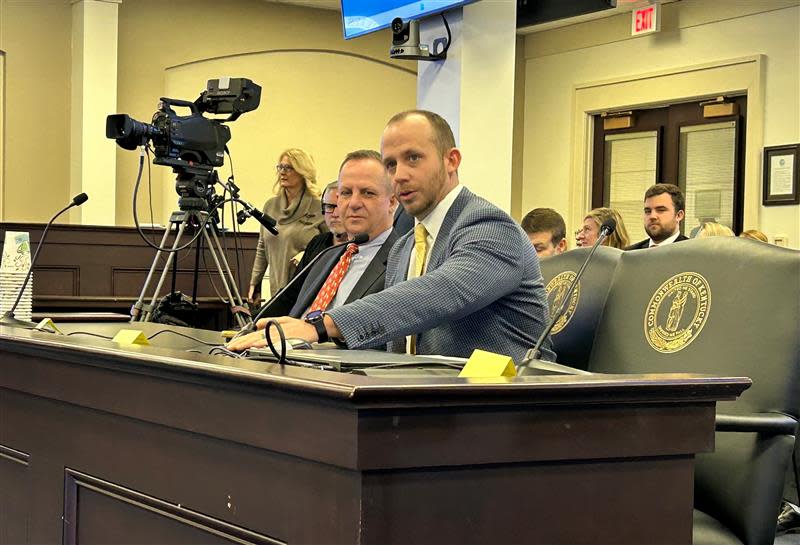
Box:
(308, 243), (359, 313)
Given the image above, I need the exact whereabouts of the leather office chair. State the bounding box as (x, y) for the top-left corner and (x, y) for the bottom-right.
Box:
(584, 237), (800, 545)
(538, 247), (622, 370)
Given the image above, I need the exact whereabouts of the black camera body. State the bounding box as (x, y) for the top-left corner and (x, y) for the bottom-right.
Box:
(391, 17), (411, 45)
(106, 78), (261, 172)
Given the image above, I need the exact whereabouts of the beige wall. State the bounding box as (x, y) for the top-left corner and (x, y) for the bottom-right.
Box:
(521, 0), (800, 249)
(0, 0), (72, 222)
(115, 0), (416, 229)
(0, 0), (415, 226)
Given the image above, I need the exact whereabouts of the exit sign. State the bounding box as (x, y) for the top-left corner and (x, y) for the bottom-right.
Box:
(631, 3), (660, 36)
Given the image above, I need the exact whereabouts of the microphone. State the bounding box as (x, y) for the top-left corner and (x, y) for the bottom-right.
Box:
(236, 199), (278, 236)
(232, 232), (370, 337)
(516, 218), (616, 376)
(1, 193), (89, 327)
(248, 206), (279, 236)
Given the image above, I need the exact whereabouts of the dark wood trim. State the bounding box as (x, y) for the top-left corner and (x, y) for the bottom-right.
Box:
(0, 443), (30, 466)
(0, 222), (258, 329)
(63, 469), (284, 545)
(592, 97), (748, 232)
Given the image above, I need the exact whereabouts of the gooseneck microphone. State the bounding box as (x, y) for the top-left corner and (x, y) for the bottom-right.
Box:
(1, 193), (89, 327)
(231, 232), (370, 338)
(237, 200), (278, 235)
(248, 207), (279, 235)
(516, 218), (616, 376)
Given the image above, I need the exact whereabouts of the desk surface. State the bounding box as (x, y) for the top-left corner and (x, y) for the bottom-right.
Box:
(1, 321), (750, 405)
(0, 323), (751, 545)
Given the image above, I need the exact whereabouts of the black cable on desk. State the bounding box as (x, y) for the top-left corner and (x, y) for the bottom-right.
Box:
(66, 331), (114, 340)
(146, 329), (220, 346)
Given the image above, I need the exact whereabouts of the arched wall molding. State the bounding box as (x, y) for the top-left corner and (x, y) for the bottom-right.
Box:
(166, 48), (417, 77)
(150, 48), (417, 227)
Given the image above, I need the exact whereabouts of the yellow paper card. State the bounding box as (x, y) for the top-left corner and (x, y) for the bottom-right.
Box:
(458, 349), (517, 378)
(112, 329), (150, 346)
(220, 330), (239, 340)
(36, 318), (63, 335)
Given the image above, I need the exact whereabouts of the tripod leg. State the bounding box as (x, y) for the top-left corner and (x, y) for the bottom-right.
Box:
(202, 227), (249, 328)
(131, 225), (175, 322)
(140, 220), (189, 322)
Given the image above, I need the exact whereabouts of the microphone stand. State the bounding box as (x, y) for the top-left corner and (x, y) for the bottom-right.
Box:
(1, 194), (89, 328)
(516, 222), (615, 376)
(231, 233), (369, 339)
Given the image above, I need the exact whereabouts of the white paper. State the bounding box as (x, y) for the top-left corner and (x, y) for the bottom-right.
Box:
(770, 154), (795, 196)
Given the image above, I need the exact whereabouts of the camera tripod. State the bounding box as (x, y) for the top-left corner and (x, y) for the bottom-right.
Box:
(130, 207), (250, 328)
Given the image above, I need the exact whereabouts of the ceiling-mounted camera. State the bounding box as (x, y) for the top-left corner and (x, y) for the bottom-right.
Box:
(389, 17), (448, 61)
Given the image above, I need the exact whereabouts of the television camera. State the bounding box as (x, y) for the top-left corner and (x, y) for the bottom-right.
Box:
(106, 78), (269, 327)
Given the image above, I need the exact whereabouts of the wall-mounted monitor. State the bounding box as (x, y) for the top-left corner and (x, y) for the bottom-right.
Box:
(341, 0), (477, 40)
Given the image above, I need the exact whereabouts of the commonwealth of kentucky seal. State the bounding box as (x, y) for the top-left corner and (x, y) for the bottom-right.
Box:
(644, 272), (711, 353)
(545, 271), (579, 335)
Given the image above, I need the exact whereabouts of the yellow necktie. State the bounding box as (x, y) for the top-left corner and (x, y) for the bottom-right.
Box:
(410, 223), (429, 354)
(413, 223), (429, 278)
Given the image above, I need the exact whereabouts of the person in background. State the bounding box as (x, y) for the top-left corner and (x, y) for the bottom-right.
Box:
(575, 207), (630, 249)
(694, 222), (735, 238)
(625, 183), (689, 250)
(297, 181), (348, 265)
(248, 148), (326, 306)
(521, 207), (568, 258)
(259, 180), (346, 317)
(740, 229), (769, 243)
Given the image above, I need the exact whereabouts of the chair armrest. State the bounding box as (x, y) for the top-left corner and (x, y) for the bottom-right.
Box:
(715, 413), (797, 435)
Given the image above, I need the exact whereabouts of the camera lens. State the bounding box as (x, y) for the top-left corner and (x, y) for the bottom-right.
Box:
(391, 17), (404, 33)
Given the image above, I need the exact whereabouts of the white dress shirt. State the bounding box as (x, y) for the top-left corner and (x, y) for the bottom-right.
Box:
(405, 184), (464, 351)
(328, 227), (393, 310)
(406, 184), (465, 279)
(648, 229), (682, 248)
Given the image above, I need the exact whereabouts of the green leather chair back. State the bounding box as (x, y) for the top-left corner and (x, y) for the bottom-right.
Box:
(538, 246), (622, 370)
(587, 237), (800, 545)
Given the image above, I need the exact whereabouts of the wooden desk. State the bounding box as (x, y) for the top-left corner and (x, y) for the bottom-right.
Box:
(0, 324), (750, 545)
(0, 222), (259, 330)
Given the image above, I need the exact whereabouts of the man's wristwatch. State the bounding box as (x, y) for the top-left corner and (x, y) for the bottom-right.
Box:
(304, 310), (329, 344)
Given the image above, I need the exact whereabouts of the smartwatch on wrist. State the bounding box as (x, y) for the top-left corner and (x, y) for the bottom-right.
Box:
(304, 310), (329, 344)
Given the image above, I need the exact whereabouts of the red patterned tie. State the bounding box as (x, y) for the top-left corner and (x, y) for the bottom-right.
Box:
(308, 243), (359, 313)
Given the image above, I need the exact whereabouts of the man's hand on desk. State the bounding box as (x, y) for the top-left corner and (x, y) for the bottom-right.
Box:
(225, 315), (341, 351)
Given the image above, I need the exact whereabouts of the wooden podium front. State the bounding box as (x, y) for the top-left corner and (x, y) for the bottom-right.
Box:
(0, 324), (749, 545)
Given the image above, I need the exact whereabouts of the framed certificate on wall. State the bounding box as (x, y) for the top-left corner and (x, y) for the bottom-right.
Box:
(763, 144), (799, 205)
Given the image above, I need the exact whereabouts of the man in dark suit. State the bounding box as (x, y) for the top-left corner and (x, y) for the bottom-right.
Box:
(259, 181), (347, 317)
(255, 149), (398, 321)
(521, 207), (568, 258)
(230, 111), (553, 362)
(626, 183), (690, 250)
(286, 150), (398, 317)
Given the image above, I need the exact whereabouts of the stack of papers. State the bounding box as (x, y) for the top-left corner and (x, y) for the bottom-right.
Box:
(1, 231), (33, 321)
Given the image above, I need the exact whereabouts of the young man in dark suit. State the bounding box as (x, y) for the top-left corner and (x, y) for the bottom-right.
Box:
(626, 183), (689, 250)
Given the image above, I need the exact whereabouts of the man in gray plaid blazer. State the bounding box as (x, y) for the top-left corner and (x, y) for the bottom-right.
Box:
(229, 110), (554, 363)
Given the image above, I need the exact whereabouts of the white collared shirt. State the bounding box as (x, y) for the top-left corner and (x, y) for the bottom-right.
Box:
(405, 184), (464, 353)
(329, 227), (393, 309)
(648, 229), (682, 248)
(406, 184), (465, 279)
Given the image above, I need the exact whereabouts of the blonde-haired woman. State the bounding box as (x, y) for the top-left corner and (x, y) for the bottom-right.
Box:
(694, 222), (734, 238)
(248, 148), (326, 305)
(575, 207), (630, 249)
(740, 229), (768, 243)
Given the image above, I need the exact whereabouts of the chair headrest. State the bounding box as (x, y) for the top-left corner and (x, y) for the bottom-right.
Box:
(588, 237), (800, 415)
(539, 246), (623, 369)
